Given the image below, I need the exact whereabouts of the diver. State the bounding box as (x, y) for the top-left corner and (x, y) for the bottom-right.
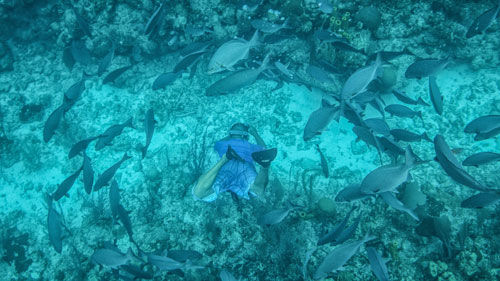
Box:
(192, 122), (277, 202)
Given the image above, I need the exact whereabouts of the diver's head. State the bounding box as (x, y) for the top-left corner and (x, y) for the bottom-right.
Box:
(228, 122), (249, 140)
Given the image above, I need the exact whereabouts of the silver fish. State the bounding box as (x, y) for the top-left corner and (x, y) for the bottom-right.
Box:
(307, 65), (335, 84)
(303, 105), (340, 141)
(466, 0), (500, 38)
(392, 89), (429, 106)
(317, 0), (334, 14)
(366, 247), (390, 281)
(64, 73), (88, 105)
(251, 18), (289, 33)
(144, 0), (166, 35)
(313, 234), (375, 279)
(184, 25), (213, 37)
(335, 183), (374, 202)
(368, 47), (414, 62)
(364, 118), (391, 136)
(360, 146), (418, 194)
(390, 129), (431, 142)
(274, 61), (294, 79)
(258, 204), (295, 226)
(173, 51), (205, 73)
(43, 104), (66, 143)
(91, 247), (134, 269)
(464, 115), (500, 140)
(82, 151), (94, 194)
(147, 253), (203, 271)
(152, 72), (180, 90)
(462, 152), (500, 167)
(317, 206), (356, 246)
(380, 191), (419, 221)
(433, 135), (489, 192)
(93, 153), (131, 191)
(461, 192), (500, 208)
(52, 166), (83, 201)
(428, 76), (443, 115)
(404, 58), (449, 79)
(142, 109), (156, 159)
(206, 54), (269, 96)
(333, 212), (362, 245)
(207, 30), (259, 74)
(47, 199), (63, 253)
(385, 104), (422, 120)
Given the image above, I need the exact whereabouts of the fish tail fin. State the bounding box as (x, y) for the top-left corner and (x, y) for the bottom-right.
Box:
(363, 233), (377, 243)
(122, 152), (132, 162)
(417, 111), (423, 121)
(249, 30), (259, 47)
(125, 117), (135, 129)
(404, 145), (418, 168)
(417, 97), (430, 106)
(141, 145), (147, 159)
(422, 132), (432, 142)
(258, 53), (271, 72)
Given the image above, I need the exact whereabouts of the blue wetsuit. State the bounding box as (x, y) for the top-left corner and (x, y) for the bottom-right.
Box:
(198, 138), (264, 202)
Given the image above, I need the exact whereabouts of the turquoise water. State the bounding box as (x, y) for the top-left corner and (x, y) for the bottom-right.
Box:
(1, 0), (500, 280)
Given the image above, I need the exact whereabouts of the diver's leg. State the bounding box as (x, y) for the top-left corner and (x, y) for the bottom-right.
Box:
(249, 167), (269, 197)
(193, 155), (228, 199)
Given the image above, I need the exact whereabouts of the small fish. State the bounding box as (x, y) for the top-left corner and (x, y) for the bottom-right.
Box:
(333, 212), (362, 245)
(82, 151), (94, 194)
(303, 105), (340, 141)
(147, 253), (203, 271)
(91, 247), (135, 269)
(428, 76), (443, 115)
(167, 34), (178, 46)
(179, 40), (213, 57)
(258, 203), (296, 226)
(307, 65), (335, 84)
(142, 109), (156, 159)
(360, 146), (418, 194)
(390, 129), (431, 142)
(433, 135), (489, 192)
(207, 30), (259, 74)
(316, 144), (329, 178)
(219, 269), (237, 281)
(313, 234), (375, 279)
(392, 89), (429, 106)
(184, 25), (213, 37)
(385, 104), (422, 120)
(43, 104), (66, 143)
(317, 0), (334, 14)
(461, 192), (500, 208)
(317, 206), (355, 246)
(95, 117), (134, 151)
(464, 115), (500, 140)
(462, 152), (500, 167)
(173, 51), (205, 73)
(368, 47), (414, 62)
(63, 47), (75, 70)
(109, 179), (121, 219)
(98, 42), (116, 76)
(238, 0), (263, 12)
(274, 61), (294, 79)
(93, 153), (132, 192)
(335, 183), (374, 202)
(64, 73), (88, 106)
(405, 58), (449, 79)
(466, 0), (500, 38)
(366, 247), (390, 281)
(364, 118), (391, 136)
(168, 250), (203, 262)
(68, 136), (99, 159)
(120, 264), (154, 280)
(251, 18), (289, 33)
(117, 204), (135, 244)
(53, 166), (83, 201)
(206, 54), (269, 96)
(71, 39), (91, 65)
(70, 3), (92, 38)
(144, 0), (166, 36)
(379, 191), (419, 221)
(103, 65), (133, 85)
(330, 40), (366, 55)
(47, 198), (63, 253)
(152, 72), (180, 90)
(313, 29), (343, 42)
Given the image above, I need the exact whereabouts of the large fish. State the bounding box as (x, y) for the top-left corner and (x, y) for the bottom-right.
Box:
(428, 76), (443, 115)
(379, 191), (419, 221)
(366, 247), (390, 281)
(91, 247), (135, 269)
(144, 0), (166, 36)
(461, 192), (500, 208)
(433, 135), (489, 192)
(47, 198), (63, 253)
(43, 104), (66, 143)
(307, 65), (336, 84)
(364, 118), (391, 136)
(152, 72), (180, 90)
(303, 105), (340, 141)
(466, 0), (500, 38)
(316, 144), (329, 178)
(142, 109), (156, 159)
(462, 152), (500, 167)
(103, 65), (133, 85)
(147, 252), (203, 271)
(390, 129), (431, 143)
(206, 54), (269, 96)
(68, 136), (99, 159)
(64, 73), (88, 106)
(173, 51), (205, 73)
(52, 166), (83, 201)
(82, 151), (94, 194)
(360, 146), (418, 194)
(93, 153), (131, 191)
(207, 30), (259, 74)
(464, 115), (500, 140)
(117, 204), (135, 244)
(405, 58), (449, 79)
(340, 54), (383, 113)
(95, 117), (134, 151)
(313, 234), (375, 279)
(257, 203), (296, 226)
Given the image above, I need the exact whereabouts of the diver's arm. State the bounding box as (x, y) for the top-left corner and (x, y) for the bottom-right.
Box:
(248, 126), (266, 148)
